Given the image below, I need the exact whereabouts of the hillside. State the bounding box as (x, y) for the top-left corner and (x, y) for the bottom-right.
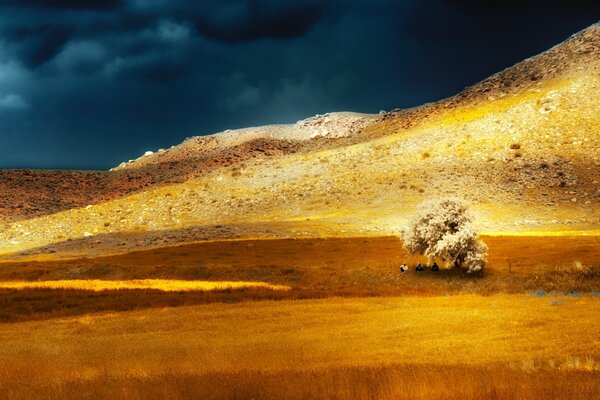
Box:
(0, 23), (598, 259)
(0, 113), (380, 224)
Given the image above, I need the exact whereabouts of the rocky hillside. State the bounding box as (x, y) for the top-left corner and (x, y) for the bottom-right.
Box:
(0, 113), (380, 224)
(0, 23), (598, 259)
(113, 112), (380, 172)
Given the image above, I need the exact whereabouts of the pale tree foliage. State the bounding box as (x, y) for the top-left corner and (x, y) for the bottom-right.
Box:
(403, 198), (488, 272)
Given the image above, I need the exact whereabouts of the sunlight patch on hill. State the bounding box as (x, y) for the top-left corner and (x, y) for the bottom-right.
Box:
(0, 70), (597, 257)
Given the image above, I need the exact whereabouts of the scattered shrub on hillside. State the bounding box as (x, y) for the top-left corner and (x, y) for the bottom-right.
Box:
(510, 143), (521, 150)
(402, 198), (488, 273)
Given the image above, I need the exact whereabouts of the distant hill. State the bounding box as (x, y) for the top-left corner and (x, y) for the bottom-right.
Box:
(1, 23), (598, 259)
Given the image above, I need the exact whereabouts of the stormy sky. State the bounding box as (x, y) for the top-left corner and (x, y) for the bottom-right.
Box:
(0, 1), (598, 169)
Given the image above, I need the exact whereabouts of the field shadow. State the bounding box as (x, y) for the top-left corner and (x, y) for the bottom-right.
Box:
(409, 267), (486, 280)
(0, 287), (293, 324)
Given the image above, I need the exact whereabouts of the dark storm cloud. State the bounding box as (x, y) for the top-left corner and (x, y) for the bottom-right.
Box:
(192, 2), (327, 42)
(435, 0), (600, 12)
(0, 1), (598, 169)
(4, 25), (73, 67)
(118, 56), (186, 83)
(399, 0), (600, 100)
(1, 0), (122, 10)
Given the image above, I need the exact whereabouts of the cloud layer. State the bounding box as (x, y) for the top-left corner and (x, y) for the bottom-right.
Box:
(0, 0), (598, 168)
(0, 94), (29, 110)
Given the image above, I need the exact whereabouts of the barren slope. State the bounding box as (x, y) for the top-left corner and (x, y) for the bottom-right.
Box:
(0, 23), (598, 257)
(113, 112), (380, 172)
(0, 113), (380, 224)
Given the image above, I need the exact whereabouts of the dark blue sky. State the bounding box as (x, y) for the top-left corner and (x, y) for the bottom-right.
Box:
(0, 0), (598, 169)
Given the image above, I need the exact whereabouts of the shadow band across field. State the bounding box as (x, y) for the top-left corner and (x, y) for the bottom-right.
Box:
(0, 287), (295, 324)
(0, 279), (291, 323)
(0, 236), (597, 323)
(3, 235), (600, 273)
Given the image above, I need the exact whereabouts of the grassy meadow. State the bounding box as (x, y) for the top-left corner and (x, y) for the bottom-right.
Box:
(0, 235), (598, 399)
(0, 295), (599, 399)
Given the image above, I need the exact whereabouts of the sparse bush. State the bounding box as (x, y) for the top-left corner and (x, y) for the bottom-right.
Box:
(510, 143), (521, 150)
(402, 198), (488, 272)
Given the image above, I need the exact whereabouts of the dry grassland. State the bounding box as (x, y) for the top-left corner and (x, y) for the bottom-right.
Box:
(2, 235), (598, 280)
(0, 236), (597, 322)
(0, 295), (598, 399)
(0, 236), (597, 398)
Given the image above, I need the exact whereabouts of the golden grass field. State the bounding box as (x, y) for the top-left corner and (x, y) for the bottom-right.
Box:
(0, 294), (598, 399)
(0, 235), (598, 323)
(0, 235), (597, 399)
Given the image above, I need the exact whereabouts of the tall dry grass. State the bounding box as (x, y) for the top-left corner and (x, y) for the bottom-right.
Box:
(0, 294), (598, 399)
(1, 363), (598, 400)
(0, 237), (597, 398)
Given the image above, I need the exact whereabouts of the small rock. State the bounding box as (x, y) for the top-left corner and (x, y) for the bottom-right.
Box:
(144, 151), (154, 157)
(571, 198), (577, 203)
(83, 232), (93, 237)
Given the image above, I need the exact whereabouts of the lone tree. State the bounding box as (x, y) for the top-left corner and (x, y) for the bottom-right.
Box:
(402, 198), (488, 273)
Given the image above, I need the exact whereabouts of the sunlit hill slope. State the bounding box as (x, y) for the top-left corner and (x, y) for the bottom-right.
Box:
(1, 23), (599, 258)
